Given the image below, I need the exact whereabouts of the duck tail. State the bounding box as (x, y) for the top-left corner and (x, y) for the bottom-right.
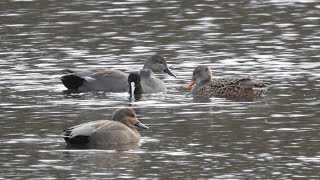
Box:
(60, 74), (85, 90)
(262, 82), (271, 89)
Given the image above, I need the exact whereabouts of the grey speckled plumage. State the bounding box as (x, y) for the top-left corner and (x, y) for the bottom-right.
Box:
(139, 69), (167, 94)
(60, 55), (175, 92)
(186, 66), (270, 98)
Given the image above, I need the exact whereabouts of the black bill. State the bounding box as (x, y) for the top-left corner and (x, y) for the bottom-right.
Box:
(163, 67), (176, 77)
(134, 121), (149, 129)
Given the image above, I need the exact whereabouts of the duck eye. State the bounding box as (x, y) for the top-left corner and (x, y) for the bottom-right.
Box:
(129, 113), (136, 117)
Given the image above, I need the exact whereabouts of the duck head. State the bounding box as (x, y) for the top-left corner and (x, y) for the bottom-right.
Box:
(128, 72), (144, 95)
(186, 66), (212, 89)
(143, 55), (176, 77)
(112, 108), (149, 129)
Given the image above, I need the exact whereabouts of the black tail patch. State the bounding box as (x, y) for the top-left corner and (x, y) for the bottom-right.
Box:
(64, 135), (90, 145)
(60, 75), (85, 90)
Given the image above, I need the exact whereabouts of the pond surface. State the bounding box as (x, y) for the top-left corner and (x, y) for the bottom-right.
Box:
(0, 0), (319, 179)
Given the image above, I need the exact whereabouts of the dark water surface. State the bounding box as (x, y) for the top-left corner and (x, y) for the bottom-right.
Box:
(1, 0), (319, 179)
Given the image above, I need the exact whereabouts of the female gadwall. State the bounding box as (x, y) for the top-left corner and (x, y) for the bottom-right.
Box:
(60, 55), (175, 92)
(186, 66), (270, 98)
(62, 108), (148, 147)
(127, 69), (167, 94)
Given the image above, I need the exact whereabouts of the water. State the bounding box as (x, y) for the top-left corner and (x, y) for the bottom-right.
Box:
(1, 0), (319, 179)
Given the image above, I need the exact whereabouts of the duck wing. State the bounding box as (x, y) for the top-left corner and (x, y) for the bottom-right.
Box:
(61, 68), (128, 92)
(62, 120), (107, 138)
(215, 76), (270, 89)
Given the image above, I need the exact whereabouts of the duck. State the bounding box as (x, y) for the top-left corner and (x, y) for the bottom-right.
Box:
(62, 108), (149, 148)
(127, 69), (167, 94)
(186, 66), (270, 98)
(60, 55), (176, 92)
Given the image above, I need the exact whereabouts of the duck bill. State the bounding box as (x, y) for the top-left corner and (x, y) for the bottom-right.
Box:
(134, 121), (149, 129)
(185, 80), (196, 89)
(163, 67), (176, 77)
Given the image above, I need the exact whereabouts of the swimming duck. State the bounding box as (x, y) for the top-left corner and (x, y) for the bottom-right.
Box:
(60, 55), (175, 92)
(186, 66), (270, 98)
(127, 69), (167, 94)
(62, 108), (149, 147)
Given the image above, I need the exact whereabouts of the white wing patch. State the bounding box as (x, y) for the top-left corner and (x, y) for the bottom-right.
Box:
(68, 120), (104, 138)
(83, 76), (96, 82)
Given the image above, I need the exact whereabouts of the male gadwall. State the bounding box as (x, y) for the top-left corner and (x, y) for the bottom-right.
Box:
(60, 55), (175, 92)
(127, 69), (167, 94)
(62, 108), (148, 147)
(186, 66), (270, 98)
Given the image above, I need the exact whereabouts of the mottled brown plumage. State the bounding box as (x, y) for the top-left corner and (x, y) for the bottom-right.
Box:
(186, 66), (270, 98)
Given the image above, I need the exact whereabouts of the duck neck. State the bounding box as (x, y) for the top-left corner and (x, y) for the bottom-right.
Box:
(129, 81), (144, 94)
(133, 83), (144, 94)
(198, 79), (211, 86)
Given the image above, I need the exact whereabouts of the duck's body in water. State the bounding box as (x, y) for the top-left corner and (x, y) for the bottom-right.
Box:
(186, 66), (270, 98)
(62, 108), (149, 148)
(60, 55), (175, 92)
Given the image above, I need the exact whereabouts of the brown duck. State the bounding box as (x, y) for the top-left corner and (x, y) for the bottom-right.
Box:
(186, 66), (270, 98)
(62, 108), (149, 148)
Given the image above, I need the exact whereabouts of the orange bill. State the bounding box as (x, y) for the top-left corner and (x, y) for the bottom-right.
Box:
(185, 80), (196, 89)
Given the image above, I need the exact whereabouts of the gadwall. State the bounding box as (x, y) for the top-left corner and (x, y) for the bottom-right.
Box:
(127, 69), (167, 94)
(60, 55), (175, 92)
(186, 66), (270, 98)
(62, 108), (148, 147)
